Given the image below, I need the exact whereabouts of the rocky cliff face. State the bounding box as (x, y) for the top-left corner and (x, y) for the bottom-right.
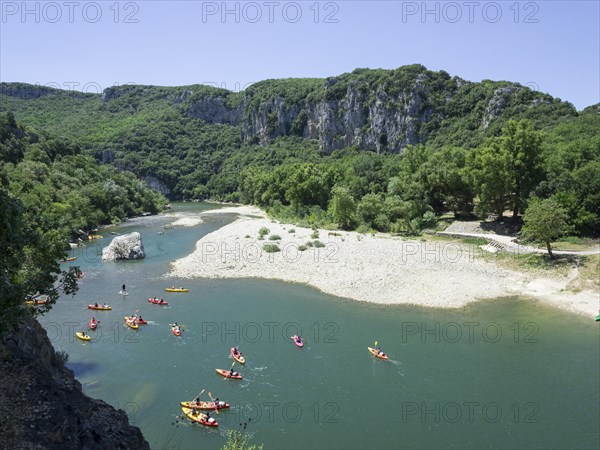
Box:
(0, 318), (149, 449)
(180, 66), (567, 153)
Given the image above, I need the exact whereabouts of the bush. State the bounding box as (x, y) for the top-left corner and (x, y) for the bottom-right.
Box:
(258, 227), (270, 236)
(288, 228), (296, 233)
(258, 235), (264, 240)
(269, 234), (281, 240)
(298, 244), (308, 251)
(245, 234), (251, 238)
(305, 241), (314, 247)
(355, 224), (371, 234)
(312, 240), (325, 248)
(262, 244), (280, 253)
(311, 230), (319, 239)
(421, 211), (438, 229)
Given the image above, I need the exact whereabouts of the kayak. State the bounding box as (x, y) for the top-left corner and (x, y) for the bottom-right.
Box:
(75, 332), (91, 341)
(595, 314), (600, 322)
(148, 298), (168, 305)
(89, 320), (97, 330)
(181, 407), (218, 427)
(60, 257), (77, 262)
(25, 299), (48, 305)
(368, 347), (389, 360)
(172, 327), (181, 336)
(215, 369), (243, 379)
(292, 335), (304, 348)
(180, 400), (230, 410)
(230, 347), (246, 364)
(137, 318), (148, 325)
(119, 291), (128, 296)
(165, 288), (189, 293)
(88, 304), (111, 311)
(124, 319), (139, 330)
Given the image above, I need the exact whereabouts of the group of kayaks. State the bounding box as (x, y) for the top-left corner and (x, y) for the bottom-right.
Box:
(78, 286), (190, 341)
(182, 348), (246, 427)
(180, 393), (229, 427)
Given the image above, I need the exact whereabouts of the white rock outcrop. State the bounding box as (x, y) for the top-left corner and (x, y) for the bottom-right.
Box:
(102, 232), (145, 261)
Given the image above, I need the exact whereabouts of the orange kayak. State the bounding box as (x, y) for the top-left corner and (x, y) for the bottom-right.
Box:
(215, 369), (242, 379)
(368, 347), (389, 360)
(88, 304), (111, 311)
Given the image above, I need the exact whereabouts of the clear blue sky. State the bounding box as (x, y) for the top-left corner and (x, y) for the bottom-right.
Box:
(1, 1), (598, 109)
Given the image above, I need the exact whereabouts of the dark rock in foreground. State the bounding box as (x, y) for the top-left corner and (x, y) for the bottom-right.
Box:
(0, 318), (150, 450)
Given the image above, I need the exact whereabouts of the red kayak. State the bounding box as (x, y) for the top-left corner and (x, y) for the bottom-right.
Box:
(137, 318), (148, 325)
(148, 298), (168, 305)
(172, 326), (181, 336)
(368, 347), (389, 360)
(292, 335), (304, 348)
(215, 369), (243, 379)
(88, 320), (97, 330)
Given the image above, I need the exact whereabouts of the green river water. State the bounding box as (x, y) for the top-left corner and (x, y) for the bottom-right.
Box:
(39, 203), (600, 449)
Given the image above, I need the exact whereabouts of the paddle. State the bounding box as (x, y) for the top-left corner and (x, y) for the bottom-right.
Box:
(208, 391), (220, 415)
(191, 388), (205, 405)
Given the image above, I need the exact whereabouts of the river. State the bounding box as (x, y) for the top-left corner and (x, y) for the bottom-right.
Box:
(39, 203), (600, 449)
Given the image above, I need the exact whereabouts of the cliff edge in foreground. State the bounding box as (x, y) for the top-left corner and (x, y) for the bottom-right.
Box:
(0, 318), (149, 450)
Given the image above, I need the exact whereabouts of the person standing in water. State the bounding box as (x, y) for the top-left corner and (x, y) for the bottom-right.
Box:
(122, 284), (126, 292)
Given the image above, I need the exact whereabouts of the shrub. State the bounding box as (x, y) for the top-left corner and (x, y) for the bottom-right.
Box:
(311, 230), (319, 239)
(288, 228), (296, 233)
(313, 240), (325, 248)
(258, 227), (270, 236)
(298, 244), (308, 251)
(305, 241), (314, 247)
(355, 224), (371, 234)
(262, 244), (280, 253)
(258, 235), (264, 240)
(269, 234), (281, 240)
(421, 211), (438, 229)
(245, 234), (251, 238)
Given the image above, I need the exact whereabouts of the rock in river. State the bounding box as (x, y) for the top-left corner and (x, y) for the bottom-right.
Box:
(102, 232), (145, 261)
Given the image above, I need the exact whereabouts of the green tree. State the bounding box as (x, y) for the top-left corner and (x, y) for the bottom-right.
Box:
(466, 140), (512, 219)
(357, 193), (384, 228)
(520, 197), (572, 259)
(328, 186), (356, 229)
(221, 430), (263, 450)
(501, 120), (543, 219)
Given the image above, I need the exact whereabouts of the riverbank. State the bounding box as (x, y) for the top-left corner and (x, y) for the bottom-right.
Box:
(169, 206), (599, 318)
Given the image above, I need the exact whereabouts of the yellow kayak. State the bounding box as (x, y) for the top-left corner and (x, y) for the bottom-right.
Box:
(25, 299), (48, 305)
(124, 318), (139, 330)
(181, 407), (218, 427)
(76, 332), (91, 341)
(165, 288), (189, 293)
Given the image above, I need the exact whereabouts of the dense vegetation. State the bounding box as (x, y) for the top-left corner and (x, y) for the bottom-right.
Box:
(0, 67), (598, 239)
(0, 112), (166, 334)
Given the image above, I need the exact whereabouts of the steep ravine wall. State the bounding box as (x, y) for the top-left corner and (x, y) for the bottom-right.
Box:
(0, 318), (149, 450)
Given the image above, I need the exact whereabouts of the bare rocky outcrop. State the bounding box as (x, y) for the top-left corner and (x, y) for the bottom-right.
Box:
(102, 232), (145, 261)
(0, 318), (149, 449)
